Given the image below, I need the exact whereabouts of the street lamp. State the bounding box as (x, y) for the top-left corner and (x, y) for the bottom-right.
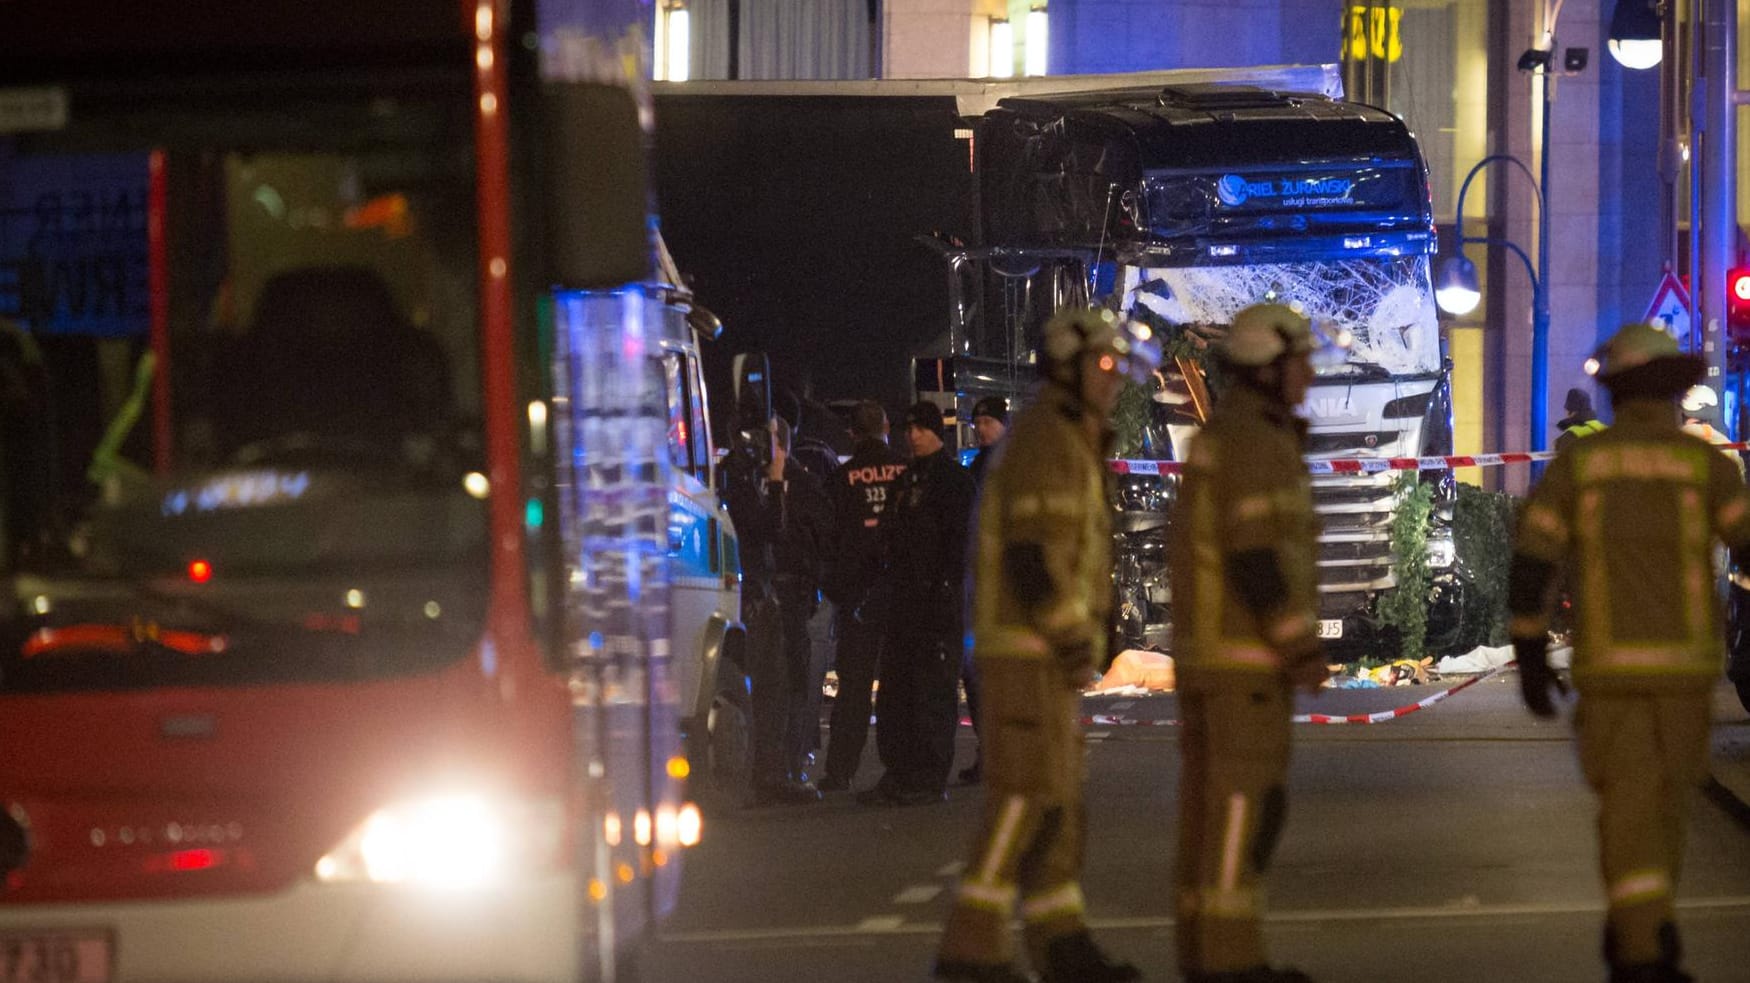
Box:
(1435, 154), (1548, 450)
(1433, 255), (1482, 315)
(1607, 0), (1662, 70)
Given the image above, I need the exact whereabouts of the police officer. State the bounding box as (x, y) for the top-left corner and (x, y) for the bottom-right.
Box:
(719, 417), (831, 806)
(1556, 386), (1607, 451)
(968, 396), (1009, 490)
(858, 400), (975, 807)
(1168, 303), (1328, 983)
(767, 418), (834, 788)
(819, 400), (908, 791)
(1510, 322), (1750, 983)
(934, 307), (1155, 983)
(960, 395), (1010, 785)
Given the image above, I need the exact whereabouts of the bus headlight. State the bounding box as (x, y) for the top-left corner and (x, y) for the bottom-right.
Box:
(315, 793), (563, 891)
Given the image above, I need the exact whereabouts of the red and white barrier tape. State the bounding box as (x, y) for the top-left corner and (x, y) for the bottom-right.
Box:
(1058, 662), (1513, 728)
(1111, 442), (1750, 477)
(1289, 662), (1506, 724)
(1110, 453), (1555, 477)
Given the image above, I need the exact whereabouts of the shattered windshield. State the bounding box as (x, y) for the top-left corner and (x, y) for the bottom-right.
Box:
(0, 77), (487, 692)
(1125, 255), (1441, 376)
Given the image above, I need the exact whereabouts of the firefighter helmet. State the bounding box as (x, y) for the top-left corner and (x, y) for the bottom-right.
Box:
(1590, 322), (1700, 378)
(1681, 384), (1719, 415)
(1040, 306), (1162, 384)
(1220, 303), (1312, 367)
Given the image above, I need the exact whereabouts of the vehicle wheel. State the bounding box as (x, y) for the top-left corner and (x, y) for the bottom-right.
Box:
(690, 668), (753, 815)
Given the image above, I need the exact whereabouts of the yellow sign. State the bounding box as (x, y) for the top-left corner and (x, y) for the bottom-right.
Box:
(1345, 5), (1404, 63)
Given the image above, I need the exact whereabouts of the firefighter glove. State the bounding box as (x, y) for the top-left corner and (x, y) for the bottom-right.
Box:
(1057, 637), (1097, 688)
(1282, 636), (1328, 694)
(1514, 635), (1564, 718)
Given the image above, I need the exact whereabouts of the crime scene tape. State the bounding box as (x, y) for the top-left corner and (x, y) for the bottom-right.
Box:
(1111, 453), (1550, 477)
(1111, 442), (1750, 477)
(1061, 662), (1513, 728)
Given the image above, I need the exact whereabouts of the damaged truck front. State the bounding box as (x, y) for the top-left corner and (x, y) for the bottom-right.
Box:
(927, 77), (1475, 659)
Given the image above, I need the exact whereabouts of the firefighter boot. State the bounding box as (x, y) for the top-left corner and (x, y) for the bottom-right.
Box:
(933, 959), (1037, 983)
(1039, 932), (1141, 983)
(1605, 923), (1693, 983)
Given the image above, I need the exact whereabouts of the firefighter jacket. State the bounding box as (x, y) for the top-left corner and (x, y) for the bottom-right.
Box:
(822, 437), (908, 610)
(1514, 398), (1750, 693)
(970, 382), (1112, 798)
(1683, 420), (1744, 478)
(1167, 382), (1322, 677)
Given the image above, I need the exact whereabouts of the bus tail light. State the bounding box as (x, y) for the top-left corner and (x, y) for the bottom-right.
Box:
(314, 793), (565, 891)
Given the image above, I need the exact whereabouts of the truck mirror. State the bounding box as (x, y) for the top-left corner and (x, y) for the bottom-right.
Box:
(687, 305), (724, 341)
(732, 352), (773, 429)
(542, 82), (651, 289)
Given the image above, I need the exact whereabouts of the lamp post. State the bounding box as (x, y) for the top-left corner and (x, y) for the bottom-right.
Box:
(1435, 154), (1550, 451)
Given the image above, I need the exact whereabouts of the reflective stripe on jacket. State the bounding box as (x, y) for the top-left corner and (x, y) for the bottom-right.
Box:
(1168, 384), (1320, 675)
(1515, 399), (1750, 691)
(972, 384), (1111, 670)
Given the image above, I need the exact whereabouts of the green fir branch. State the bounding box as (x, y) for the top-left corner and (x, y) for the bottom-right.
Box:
(1376, 472), (1433, 662)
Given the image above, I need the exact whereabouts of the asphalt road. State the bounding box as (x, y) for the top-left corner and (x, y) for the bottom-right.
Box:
(640, 674), (1750, 983)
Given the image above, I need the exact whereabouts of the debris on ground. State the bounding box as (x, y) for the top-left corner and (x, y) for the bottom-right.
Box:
(1325, 657), (1434, 688)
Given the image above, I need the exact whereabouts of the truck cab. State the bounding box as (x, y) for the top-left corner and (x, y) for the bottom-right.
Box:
(930, 74), (1468, 658)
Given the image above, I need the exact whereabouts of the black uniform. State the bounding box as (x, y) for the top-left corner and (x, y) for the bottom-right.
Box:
(820, 437), (908, 787)
(961, 443), (999, 780)
(719, 449), (831, 794)
(772, 460), (832, 782)
(872, 447), (975, 798)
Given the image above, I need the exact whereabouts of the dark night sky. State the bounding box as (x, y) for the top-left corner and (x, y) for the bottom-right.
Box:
(652, 93), (976, 431)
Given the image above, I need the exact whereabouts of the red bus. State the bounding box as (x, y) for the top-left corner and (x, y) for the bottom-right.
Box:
(0, 2), (747, 981)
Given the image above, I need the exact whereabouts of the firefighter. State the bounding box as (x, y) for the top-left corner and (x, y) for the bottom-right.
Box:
(1679, 384), (1723, 442)
(934, 306), (1157, 983)
(820, 400), (908, 791)
(1168, 302), (1331, 983)
(1510, 322), (1750, 983)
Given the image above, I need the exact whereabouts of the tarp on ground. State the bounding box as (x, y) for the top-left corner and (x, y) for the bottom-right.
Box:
(1435, 643), (1572, 674)
(1089, 649), (1176, 693)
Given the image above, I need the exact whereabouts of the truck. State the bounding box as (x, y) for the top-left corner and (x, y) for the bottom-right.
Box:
(936, 70), (1473, 659)
(652, 67), (1475, 662)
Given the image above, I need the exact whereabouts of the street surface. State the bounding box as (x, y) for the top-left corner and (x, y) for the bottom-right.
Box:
(642, 673), (1750, 983)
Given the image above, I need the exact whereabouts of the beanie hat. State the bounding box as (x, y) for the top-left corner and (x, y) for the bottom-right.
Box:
(902, 400), (946, 438)
(971, 396), (1009, 424)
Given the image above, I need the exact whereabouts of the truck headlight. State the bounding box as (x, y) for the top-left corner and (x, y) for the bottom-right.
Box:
(1426, 533), (1457, 570)
(315, 792), (564, 891)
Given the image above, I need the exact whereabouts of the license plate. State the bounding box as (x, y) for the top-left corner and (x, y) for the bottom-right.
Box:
(0, 930), (112, 983)
(1316, 619), (1344, 639)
